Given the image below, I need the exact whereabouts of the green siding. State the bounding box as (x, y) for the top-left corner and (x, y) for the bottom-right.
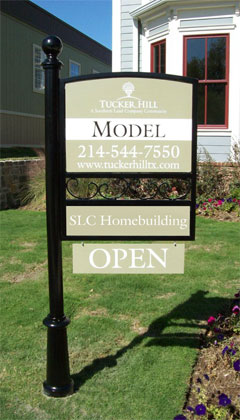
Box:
(1, 13), (43, 115)
(0, 12), (111, 116)
(61, 43), (111, 77)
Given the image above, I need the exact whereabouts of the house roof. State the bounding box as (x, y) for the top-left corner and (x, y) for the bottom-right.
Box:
(0, 0), (111, 66)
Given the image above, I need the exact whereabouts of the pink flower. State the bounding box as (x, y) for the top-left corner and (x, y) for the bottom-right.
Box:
(232, 305), (240, 315)
(218, 200), (223, 205)
(208, 198), (213, 202)
(233, 198), (237, 202)
(208, 316), (216, 324)
(203, 207), (207, 211)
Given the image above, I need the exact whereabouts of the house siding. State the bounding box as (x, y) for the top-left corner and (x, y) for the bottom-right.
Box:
(0, 112), (44, 147)
(0, 3), (111, 147)
(197, 136), (232, 162)
(1, 12), (111, 116)
(121, 0), (141, 71)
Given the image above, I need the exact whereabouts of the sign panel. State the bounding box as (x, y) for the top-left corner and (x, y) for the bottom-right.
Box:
(65, 78), (193, 173)
(66, 205), (190, 237)
(72, 243), (185, 274)
(61, 73), (197, 241)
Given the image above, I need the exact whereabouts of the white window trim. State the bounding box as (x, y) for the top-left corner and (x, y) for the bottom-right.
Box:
(179, 24), (235, 32)
(69, 59), (81, 77)
(92, 68), (100, 74)
(198, 129), (232, 135)
(33, 44), (45, 94)
(147, 30), (170, 42)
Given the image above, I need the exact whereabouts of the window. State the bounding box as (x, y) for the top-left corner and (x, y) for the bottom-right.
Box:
(33, 45), (45, 92)
(69, 60), (81, 77)
(151, 40), (166, 73)
(184, 35), (229, 127)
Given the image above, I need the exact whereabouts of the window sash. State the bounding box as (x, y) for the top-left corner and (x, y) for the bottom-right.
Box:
(184, 34), (229, 128)
(69, 60), (81, 77)
(151, 40), (166, 74)
(33, 45), (45, 92)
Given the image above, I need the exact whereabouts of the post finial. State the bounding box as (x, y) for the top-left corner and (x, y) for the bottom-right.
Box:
(42, 35), (63, 59)
(42, 35), (63, 68)
(42, 35), (63, 56)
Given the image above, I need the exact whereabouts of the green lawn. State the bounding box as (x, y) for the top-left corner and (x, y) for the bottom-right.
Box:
(0, 210), (239, 420)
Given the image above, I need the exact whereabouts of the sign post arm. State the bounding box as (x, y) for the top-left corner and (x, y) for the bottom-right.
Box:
(42, 35), (74, 398)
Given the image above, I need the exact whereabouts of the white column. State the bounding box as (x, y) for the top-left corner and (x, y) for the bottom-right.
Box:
(112, 0), (121, 71)
(166, 14), (183, 76)
(132, 18), (139, 71)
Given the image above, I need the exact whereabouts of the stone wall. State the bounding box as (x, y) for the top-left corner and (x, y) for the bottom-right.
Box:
(0, 159), (45, 209)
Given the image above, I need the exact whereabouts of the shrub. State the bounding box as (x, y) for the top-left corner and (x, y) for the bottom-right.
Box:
(228, 140), (240, 196)
(196, 145), (240, 218)
(18, 168), (45, 209)
(196, 148), (228, 201)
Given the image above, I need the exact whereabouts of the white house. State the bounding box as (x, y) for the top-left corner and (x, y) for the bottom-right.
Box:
(112, 0), (240, 161)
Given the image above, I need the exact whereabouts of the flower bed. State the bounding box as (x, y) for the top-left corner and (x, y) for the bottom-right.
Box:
(196, 197), (240, 221)
(174, 292), (240, 420)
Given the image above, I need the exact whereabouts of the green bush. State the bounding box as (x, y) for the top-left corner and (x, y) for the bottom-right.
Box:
(228, 141), (240, 195)
(0, 147), (39, 160)
(18, 169), (45, 209)
(196, 149), (228, 201)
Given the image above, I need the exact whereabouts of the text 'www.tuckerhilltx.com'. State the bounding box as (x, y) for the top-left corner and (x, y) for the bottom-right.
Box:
(76, 160), (180, 170)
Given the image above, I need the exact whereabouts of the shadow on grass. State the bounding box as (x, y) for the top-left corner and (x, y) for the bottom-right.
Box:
(72, 290), (231, 392)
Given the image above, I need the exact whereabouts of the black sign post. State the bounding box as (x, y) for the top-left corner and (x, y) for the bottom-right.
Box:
(42, 36), (74, 397)
(41, 35), (197, 397)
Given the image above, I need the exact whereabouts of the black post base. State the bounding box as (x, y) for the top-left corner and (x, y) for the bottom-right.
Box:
(43, 380), (74, 398)
(43, 315), (74, 398)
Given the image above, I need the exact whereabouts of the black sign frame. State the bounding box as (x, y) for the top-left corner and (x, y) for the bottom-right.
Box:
(59, 72), (198, 242)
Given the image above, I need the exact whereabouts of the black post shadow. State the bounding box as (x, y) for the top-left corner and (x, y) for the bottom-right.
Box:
(72, 290), (231, 392)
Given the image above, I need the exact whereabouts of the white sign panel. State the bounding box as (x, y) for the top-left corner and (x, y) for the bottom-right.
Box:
(73, 244), (185, 274)
(66, 206), (190, 237)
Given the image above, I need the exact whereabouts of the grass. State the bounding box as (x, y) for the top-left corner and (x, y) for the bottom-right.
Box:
(0, 211), (239, 420)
